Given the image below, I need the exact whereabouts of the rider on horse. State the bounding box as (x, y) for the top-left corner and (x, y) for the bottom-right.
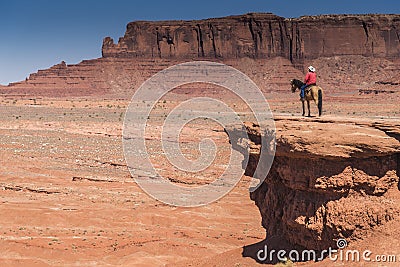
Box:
(300, 66), (317, 100)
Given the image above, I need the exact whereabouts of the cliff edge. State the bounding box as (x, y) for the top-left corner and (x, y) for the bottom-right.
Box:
(227, 116), (400, 256)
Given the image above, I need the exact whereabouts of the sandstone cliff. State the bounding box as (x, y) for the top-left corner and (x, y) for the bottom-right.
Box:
(227, 117), (400, 253)
(3, 13), (400, 98)
(102, 13), (400, 62)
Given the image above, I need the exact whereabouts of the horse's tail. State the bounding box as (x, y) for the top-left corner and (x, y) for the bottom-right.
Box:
(317, 89), (323, 116)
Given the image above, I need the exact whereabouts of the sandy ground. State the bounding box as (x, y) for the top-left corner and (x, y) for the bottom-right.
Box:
(0, 88), (399, 266)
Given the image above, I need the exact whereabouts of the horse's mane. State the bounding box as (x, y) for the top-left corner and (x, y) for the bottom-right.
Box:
(292, 79), (304, 88)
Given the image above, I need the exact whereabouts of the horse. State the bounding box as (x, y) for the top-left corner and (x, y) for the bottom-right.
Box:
(290, 79), (323, 117)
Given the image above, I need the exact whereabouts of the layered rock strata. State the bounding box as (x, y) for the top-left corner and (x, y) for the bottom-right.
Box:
(3, 13), (400, 97)
(103, 13), (400, 61)
(227, 117), (400, 251)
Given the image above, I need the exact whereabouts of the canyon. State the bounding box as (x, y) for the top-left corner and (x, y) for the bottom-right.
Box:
(0, 13), (399, 266)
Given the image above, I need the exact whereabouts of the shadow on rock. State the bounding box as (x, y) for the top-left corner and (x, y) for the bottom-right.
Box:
(242, 236), (330, 265)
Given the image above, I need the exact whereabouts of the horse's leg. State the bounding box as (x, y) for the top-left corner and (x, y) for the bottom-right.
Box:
(302, 100), (305, 116)
(313, 93), (319, 116)
(318, 89), (323, 116)
(307, 100), (311, 117)
(312, 88), (323, 116)
(313, 90), (319, 108)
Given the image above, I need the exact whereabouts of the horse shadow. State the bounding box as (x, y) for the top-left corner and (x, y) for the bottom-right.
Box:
(242, 235), (325, 264)
(242, 236), (288, 264)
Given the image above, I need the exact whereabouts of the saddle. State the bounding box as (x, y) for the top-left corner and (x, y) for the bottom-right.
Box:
(305, 83), (317, 93)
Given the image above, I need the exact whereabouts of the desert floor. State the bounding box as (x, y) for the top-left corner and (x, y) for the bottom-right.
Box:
(0, 88), (399, 266)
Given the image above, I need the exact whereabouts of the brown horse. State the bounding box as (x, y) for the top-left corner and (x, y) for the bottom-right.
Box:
(290, 79), (323, 117)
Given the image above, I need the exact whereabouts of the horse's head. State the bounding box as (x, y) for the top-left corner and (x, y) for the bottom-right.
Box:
(290, 79), (297, 93)
(290, 79), (303, 93)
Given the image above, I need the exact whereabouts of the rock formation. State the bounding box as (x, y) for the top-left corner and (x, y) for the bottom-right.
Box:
(102, 13), (400, 61)
(2, 13), (400, 97)
(227, 117), (400, 252)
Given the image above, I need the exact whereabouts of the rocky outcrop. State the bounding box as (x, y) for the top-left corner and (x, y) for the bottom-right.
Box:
(227, 117), (400, 251)
(102, 13), (400, 62)
(0, 57), (303, 97)
(1, 58), (179, 98)
(4, 59), (109, 97)
(3, 13), (400, 97)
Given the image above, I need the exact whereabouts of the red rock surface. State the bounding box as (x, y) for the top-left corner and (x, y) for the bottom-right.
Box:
(2, 13), (400, 99)
(102, 13), (400, 61)
(0, 12), (399, 267)
(227, 118), (400, 257)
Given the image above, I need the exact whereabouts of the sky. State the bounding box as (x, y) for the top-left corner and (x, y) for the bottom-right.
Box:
(1, 0), (400, 85)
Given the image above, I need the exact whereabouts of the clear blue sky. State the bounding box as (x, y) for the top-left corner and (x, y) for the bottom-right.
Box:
(1, 0), (399, 85)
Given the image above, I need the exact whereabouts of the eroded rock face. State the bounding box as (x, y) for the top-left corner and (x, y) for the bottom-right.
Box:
(102, 13), (400, 61)
(4, 13), (400, 98)
(227, 117), (400, 251)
